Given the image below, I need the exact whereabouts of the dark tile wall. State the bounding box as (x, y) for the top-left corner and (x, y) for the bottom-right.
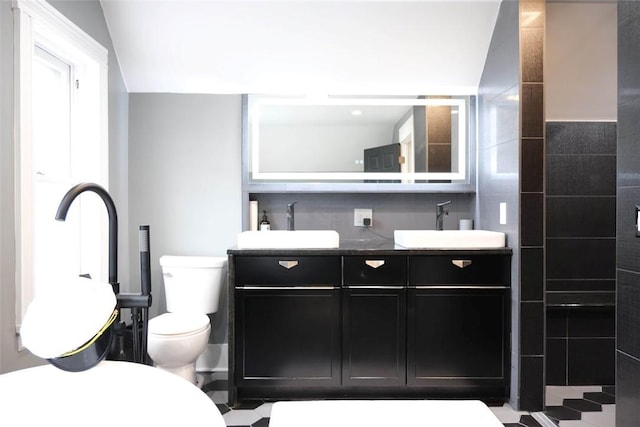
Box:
(546, 307), (615, 386)
(617, 351), (640, 427)
(545, 121), (616, 387)
(617, 2), (640, 423)
(477, 0), (521, 409)
(478, 0), (547, 411)
(518, 0), (545, 412)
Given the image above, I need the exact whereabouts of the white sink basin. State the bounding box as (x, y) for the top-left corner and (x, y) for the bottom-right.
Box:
(394, 230), (506, 249)
(237, 230), (340, 249)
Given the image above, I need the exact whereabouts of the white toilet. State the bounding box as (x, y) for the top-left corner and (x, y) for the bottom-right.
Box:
(147, 255), (226, 386)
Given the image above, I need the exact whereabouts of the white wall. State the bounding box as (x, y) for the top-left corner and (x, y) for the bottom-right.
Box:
(0, 0), (129, 373)
(0, 0), (6, 373)
(545, 2), (617, 121)
(128, 94), (242, 345)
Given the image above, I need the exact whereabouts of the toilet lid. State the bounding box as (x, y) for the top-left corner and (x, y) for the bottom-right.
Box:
(148, 313), (210, 336)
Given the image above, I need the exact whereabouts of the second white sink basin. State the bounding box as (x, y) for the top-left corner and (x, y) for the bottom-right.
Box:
(394, 230), (506, 249)
(237, 230), (340, 249)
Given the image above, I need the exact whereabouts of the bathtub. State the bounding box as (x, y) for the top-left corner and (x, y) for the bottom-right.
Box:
(0, 360), (225, 426)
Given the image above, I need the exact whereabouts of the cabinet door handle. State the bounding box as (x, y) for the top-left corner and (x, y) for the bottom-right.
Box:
(344, 285), (404, 290)
(365, 260), (385, 269)
(278, 260), (299, 269)
(452, 259), (472, 268)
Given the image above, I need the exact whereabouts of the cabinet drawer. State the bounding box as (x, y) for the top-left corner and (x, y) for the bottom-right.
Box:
(234, 256), (341, 286)
(343, 256), (406, 286)
(408, 255), (509, 286)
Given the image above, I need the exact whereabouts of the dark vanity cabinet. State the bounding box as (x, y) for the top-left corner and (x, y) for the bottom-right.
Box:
(407, 255), (510, 396)
(233, 256), (342, 396)
(342, 256), (406, 387)
(229, 250), (511, 404)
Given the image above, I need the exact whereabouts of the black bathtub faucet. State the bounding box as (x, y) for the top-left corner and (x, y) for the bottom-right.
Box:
(55, 182), (119, 293)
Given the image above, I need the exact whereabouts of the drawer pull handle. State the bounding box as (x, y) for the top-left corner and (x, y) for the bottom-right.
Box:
(278, 260), (299, 269)
(452, 259), (472, 269)
(365, 260), (385, 269)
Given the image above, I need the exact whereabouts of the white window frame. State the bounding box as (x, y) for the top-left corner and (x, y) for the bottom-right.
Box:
(13, 0), (108, 335)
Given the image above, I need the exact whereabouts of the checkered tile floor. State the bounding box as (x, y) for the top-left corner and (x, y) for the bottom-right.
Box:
(201, 374), (614, 427)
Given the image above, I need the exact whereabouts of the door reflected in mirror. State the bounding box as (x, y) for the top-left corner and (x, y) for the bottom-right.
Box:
(248, 95), (471, 183)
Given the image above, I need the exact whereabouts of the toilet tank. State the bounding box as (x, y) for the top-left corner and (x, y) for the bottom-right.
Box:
(159, 256), (226, 314)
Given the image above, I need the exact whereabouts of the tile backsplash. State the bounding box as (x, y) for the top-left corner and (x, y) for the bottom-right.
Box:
(249, 192), (475, 243)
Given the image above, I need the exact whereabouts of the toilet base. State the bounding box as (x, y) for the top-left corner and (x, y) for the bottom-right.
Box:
(156, 363), (198, 386)
(195, 373), (204, 389)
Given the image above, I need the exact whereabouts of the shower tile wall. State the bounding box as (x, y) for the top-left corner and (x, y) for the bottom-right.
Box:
(519, 0), (545, 412)
(617, 2), (640, 425)
(545, 122), (616, 387)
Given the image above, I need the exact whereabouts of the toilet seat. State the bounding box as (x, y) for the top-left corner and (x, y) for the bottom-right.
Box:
(148, 313), (210, 337)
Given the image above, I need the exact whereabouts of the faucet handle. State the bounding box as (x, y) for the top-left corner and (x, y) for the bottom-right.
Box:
(286, 202), (297, 231)
(437, 200), (452, 208)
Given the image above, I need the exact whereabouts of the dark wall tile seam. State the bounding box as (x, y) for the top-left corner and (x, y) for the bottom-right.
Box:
(617, 349), (640, 364)
(618, 267), (640, 275)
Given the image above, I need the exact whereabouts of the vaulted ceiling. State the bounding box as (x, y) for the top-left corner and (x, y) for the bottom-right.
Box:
(100, 0), (501, 95)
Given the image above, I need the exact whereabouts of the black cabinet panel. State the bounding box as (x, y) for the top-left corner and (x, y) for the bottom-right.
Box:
(343, 288), (406, 386)
(343, 256), (406, 286)
(407, 288), (508, 387)
(236, 288), (341, 387)
(235, 256), (341, 286)
(231, 253), (511, 403)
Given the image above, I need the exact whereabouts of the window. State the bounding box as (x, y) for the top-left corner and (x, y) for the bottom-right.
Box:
(13, 0), (108, 333)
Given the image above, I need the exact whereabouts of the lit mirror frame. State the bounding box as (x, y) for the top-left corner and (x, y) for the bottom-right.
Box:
(248, 95), (468, 182)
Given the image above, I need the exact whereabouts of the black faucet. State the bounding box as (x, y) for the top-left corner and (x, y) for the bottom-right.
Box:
(55, 182), (152, 364)
(55, 182), (119, 294)
(287, 202), (297, 231)
(436, 200), (452, 231)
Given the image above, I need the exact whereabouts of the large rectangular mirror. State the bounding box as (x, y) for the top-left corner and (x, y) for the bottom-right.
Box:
(247, 95), (472, 184)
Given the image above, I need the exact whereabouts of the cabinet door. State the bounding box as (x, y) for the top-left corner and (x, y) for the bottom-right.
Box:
(407, 287), (508, 388)
(343, 288), (406, 386)
(235, 288), (341, 387)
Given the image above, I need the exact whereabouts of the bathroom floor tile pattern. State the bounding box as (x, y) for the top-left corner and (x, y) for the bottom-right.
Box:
(201, 375), (614, 427)
(201, 373), (529, 427)
(544, 386), (615, 427)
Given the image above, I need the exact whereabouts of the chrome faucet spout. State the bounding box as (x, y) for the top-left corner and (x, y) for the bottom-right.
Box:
(436, 200), (452, 231)
(287, 202), (297, 231)
(55, 182), (119, 294)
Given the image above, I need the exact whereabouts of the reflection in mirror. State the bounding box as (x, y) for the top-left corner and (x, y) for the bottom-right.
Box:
(248, 96), (470, 183)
